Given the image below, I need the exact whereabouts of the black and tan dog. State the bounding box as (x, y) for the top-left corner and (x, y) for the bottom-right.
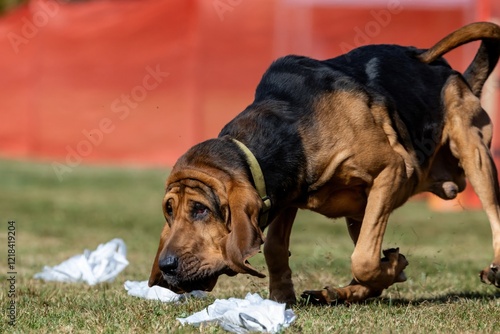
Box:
(149, 22), (500, 304)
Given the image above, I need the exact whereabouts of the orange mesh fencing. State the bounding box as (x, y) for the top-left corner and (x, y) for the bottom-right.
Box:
(0, 0), (497, 202)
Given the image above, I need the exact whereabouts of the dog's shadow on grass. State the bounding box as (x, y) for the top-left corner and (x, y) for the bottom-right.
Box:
(298, 291), (500, 308)
(381, 291), (500, 306)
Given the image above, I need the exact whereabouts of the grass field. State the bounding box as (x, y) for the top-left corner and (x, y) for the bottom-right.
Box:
(1, 158), (499, 333)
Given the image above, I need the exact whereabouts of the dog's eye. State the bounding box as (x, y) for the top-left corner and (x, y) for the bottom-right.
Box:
(165, 200), (173, 217)
(191, 202), (209, 220)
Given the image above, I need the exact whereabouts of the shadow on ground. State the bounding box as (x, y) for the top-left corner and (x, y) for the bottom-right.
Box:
(298, 290), (500, 307)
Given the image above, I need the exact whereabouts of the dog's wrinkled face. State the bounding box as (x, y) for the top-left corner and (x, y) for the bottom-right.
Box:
(148, 167), (265, 293)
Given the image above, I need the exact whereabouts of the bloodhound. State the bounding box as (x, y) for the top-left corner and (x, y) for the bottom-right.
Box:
(149, 22), (500, 304)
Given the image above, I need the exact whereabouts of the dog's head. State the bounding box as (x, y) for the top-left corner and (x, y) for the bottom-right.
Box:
(148, 147), (265, 293)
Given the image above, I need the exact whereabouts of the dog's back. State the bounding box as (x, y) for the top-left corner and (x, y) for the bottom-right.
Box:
(223, 22), (500, 174)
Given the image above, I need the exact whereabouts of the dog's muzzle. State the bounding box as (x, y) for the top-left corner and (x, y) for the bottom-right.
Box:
(158, 253), (221, 292)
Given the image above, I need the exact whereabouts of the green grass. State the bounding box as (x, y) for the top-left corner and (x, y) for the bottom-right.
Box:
(0, 158), (499, 333)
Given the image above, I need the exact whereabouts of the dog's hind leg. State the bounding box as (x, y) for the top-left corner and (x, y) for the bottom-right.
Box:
(300, 218), (374, 304)
(264, 207), (298, 304)
(302, 158), (410, 304)
(347, 163), (409, 294)
(443, 75), (500, 288)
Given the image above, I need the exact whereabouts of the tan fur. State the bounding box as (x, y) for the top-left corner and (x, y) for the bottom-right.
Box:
(150, 23), (500, 304)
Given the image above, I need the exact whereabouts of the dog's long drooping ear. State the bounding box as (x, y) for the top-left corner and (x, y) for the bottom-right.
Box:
(223, 179), (266, 278)
(148, 224), (170, 287)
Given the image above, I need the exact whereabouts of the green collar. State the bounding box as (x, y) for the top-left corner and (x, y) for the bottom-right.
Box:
(231, 138), (272, 229)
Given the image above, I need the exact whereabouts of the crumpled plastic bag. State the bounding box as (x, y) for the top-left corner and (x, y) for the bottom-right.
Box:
(124, 280), (206, 302)
(178, 293), (296, 333)
(34, 238), (129, 285)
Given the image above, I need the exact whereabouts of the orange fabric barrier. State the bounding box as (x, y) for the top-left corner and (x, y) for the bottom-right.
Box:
(1, 0), (496, 192)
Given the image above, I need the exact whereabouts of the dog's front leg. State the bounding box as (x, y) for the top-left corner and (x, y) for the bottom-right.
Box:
(264, 207), (298, 304)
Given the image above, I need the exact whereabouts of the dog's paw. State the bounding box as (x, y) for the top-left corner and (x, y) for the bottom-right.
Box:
(269, 290), (297, 305)
(480, 263), (500, 288)
(381, 247), (409, 283)
(301, 287), (339, 305)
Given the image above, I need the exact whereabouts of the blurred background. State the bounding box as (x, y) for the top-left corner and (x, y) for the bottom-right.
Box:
(0, 0), (499, 209)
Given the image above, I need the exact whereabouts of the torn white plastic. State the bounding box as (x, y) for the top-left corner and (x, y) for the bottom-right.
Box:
(178, 293), (296, 333)
(124, 280), (206, 302)
(34, 238), (129, 285)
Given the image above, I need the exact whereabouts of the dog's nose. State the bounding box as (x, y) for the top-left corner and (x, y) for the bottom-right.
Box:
(159, 254), (179, 274)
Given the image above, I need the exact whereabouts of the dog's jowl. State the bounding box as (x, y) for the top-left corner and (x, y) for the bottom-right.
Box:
(149, 22), (500, 304)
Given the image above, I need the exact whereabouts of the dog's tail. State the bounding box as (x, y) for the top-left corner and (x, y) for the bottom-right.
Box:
(418, 22), (500, 97)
